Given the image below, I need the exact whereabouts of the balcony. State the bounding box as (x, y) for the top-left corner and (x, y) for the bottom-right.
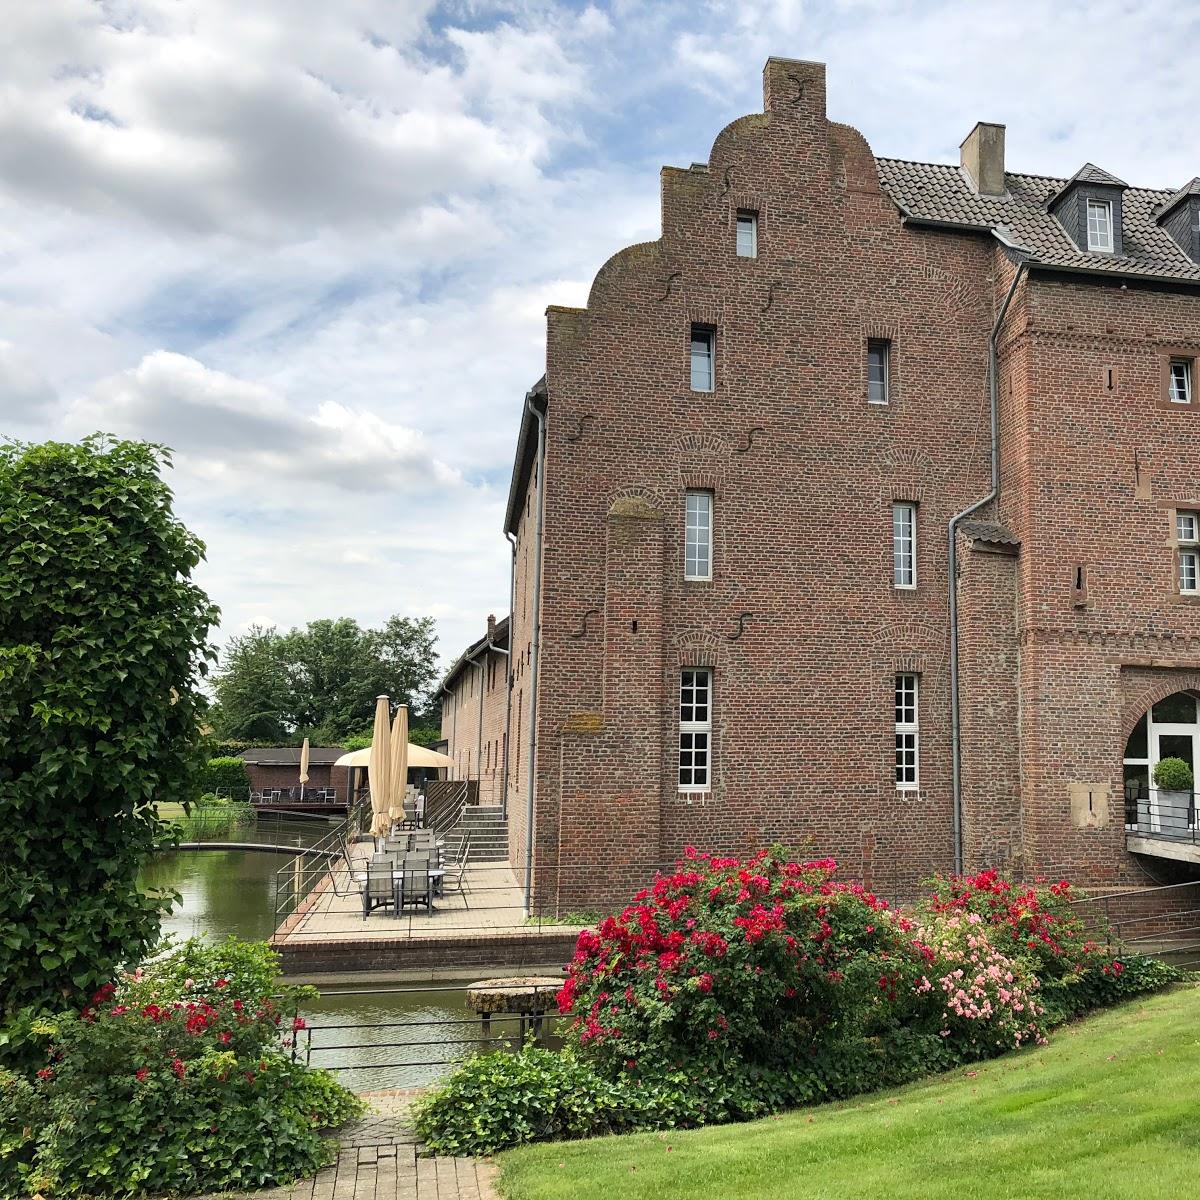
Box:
(1125, 788), (1200, 864)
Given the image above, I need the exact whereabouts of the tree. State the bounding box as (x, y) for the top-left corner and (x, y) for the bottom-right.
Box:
(211, 614), (438, 743)
(207, 625), (290, 742)
(0, 436), (218, 1018)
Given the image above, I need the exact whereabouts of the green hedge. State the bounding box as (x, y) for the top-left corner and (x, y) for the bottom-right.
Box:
(198, 756), (250, 797)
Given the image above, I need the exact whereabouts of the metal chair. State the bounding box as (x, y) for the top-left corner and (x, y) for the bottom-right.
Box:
(441, 846), (470, 908)
(399, 857), (434, 915)
(361, 861), (397, 919)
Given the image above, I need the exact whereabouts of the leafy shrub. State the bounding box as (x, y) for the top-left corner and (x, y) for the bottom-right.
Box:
(414, 856), (1187, 1155)
(0, 436), (218, 1020)
(198, 755), (251, 798)
(1, 939), (362, 1197)
(1153, 756), (1194, 792)
(0, 1067), (44, 1197)
(917, 870), (1181, 1026)
(412, 1045), (645, 1156)
(178, 795), (255, 838)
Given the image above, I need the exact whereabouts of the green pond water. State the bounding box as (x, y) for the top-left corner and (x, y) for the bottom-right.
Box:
(142, 816), (519, 1090)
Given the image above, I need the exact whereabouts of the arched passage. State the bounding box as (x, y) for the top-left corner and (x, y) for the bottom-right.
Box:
(1123, 690), (1199, 834)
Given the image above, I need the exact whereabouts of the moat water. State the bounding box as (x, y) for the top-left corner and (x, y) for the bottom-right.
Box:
(142, 817), (511, 1089)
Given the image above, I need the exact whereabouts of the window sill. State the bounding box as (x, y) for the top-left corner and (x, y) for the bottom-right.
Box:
(677, 790), (713, 802)
(892, 584), (918, 593)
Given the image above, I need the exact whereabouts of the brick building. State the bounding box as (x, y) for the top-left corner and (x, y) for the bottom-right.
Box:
(439, 615), (511, 808)
(500, 57), (1200, 913)
(239, 746), (349, 802)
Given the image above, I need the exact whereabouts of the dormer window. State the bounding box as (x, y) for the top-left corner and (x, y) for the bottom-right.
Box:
(1086, 199), (1113, 252)
(1156, 178), (1200, 264)
(1048, 163), (1127, 256)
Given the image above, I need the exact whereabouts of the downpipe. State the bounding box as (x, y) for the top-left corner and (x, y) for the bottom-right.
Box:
(948, 259), (1027, 875)
(523, 389), (546, 917)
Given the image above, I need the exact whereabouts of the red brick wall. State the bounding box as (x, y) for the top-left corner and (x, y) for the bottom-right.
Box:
(440, 643), (509, 807)
(508, 57), (1200, 914)
(515, 58), (1002, 912)
(996, 274), (1200, 887)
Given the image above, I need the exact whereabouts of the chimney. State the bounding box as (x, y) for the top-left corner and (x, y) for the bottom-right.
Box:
(486, 613), (496, 640)
(960, 122), (1006, 197)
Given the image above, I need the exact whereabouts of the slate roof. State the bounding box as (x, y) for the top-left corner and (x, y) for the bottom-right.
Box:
(440, 615), (511, 693)
(875, 158), (1200, 284)
(239, 746), (346, 766)
(1158, 177), (1200, 221)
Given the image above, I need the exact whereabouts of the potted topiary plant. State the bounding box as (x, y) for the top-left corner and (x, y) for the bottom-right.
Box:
(1152, 757), (1194, 834)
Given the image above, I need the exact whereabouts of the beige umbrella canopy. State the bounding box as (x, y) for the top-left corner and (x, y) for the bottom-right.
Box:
(388, 704), (409, 825)
(367, 695), (393, 837)
(334, 744), (454, 769)
(298, 737), (310, 798)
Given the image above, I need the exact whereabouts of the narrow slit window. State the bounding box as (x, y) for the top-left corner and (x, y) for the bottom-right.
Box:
(867, 339), (890, 404)
(735, 210), (758, 258)
(1179, 510), (1200, 594)
(679, 668), (712, 792)
(895, 674), (919, 791)
(893, 502), (916, 589)
(1169, 358), (1193, 405)
(1086, 199), (1113, 252)
(685, 491), (713, 581)
(690, 325), (715, 392)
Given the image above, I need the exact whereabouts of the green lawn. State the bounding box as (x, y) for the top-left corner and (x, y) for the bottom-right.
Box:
(498, 985), (1200, 1200)
(155, 802), (187, 822)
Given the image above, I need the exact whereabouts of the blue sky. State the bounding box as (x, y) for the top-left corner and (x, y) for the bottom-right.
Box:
(3, 0), (1199, 669)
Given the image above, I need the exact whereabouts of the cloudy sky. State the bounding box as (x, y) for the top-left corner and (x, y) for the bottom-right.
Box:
(4, 1), (1199, 669)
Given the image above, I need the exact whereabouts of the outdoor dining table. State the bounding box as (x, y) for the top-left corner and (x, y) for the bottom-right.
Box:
(392, 865), (445, 898)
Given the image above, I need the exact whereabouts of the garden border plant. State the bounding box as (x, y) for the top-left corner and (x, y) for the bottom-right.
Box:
(414, 853), (1184, 1156)
(1, 937), (364, 1198)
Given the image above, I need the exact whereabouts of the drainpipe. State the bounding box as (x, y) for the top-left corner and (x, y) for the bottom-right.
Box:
(948, 257), (1028, 875)
(523, 389), (547, 917)
(502, 533), (517, 820)
(441, 685), (456, 777)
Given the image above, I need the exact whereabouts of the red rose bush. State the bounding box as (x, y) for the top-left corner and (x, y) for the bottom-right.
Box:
(414, 851), (1182, 1156)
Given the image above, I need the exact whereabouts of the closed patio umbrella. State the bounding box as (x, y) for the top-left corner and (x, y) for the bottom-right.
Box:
(368, 695), (393, 837)
(388, 704), (410, 826)
(298, 737), (310, 800)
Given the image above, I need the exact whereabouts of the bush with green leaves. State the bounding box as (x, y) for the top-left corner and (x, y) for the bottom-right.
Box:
(1153, 756), (1194, 793)
(2, 938), (363, 1197)
(412, 1045), (647, 1156)
(0, 436), (218, 1022)
(415, 856), (1186, 1154)
(197, 755), (250, 798)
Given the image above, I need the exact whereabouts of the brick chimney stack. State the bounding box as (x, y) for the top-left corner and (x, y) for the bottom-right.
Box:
(960, 122), (1006, 196)
(487, 613), (496, 640)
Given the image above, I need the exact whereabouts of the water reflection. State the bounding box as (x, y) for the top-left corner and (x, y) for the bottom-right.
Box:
(143, 818), (495, 1088)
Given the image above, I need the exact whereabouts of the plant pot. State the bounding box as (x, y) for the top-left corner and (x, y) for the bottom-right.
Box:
(1156, 789), (1192, 834)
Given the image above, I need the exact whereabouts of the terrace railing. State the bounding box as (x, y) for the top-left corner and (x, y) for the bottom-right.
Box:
(1124, 788), (1198, 846)
(273, 798), (372, 925)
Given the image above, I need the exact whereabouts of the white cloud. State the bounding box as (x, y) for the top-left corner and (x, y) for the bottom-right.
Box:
(4, 0), (1200, 670)
(71, 351), (461, 494)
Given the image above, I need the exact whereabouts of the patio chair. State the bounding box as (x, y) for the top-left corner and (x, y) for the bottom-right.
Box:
(399, 858), (434, 915)
(441, 846), (470, 908)
(361, 861), (397, 920)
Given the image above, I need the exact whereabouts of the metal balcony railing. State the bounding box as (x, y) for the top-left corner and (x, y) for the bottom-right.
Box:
(1124, 787), (1198, 846)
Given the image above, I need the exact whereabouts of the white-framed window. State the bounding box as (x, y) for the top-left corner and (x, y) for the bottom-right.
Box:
(892, 502), (916, 589)
(685, 491), (713, 581)
(1169, 358), (1193, 405)
(1179, 510), (1200, 594)
(867, 339), (890, 404)
(679, 668), (712, 792)
(690, 325), (715, 392)
(735, 210), (758, 258)
(1086, 198), (1114, 252)
(895, 673), (919, 791)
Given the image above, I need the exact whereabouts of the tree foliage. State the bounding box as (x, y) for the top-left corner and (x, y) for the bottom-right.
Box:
(0, 437), (217, 1019)
(211, 614), (438, 742)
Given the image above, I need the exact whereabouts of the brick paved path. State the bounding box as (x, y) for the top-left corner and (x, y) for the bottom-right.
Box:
(200, 1093), (498, 1200)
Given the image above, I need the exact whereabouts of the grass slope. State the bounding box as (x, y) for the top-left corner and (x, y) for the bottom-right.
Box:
(499, 985), (1200, 1200)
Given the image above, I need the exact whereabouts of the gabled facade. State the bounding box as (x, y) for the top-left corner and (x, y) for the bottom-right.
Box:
(503, 58), (1200, 912)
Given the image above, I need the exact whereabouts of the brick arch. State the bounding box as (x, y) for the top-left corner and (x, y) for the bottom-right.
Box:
(1120, 674), (1200, 744)
(675, 628), (724, 667)
(608, 485), (667, 516)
